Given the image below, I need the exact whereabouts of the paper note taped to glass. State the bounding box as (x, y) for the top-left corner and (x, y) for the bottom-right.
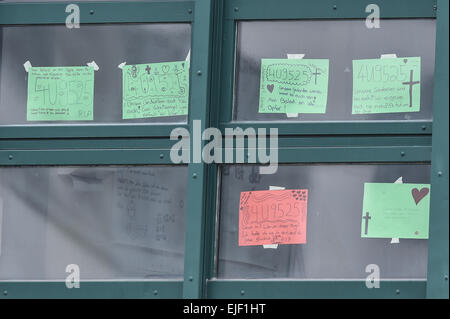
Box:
(238, 189), (308, 246)
(122, 61), (189, 119)
(258, 59), (329, 114)
(361, 183), (430, 239)
(352, 57), (421, 114)
(26, 66), (94, 121)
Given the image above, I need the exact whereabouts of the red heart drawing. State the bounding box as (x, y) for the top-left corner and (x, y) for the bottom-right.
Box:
(267, 84), (274, 93)
(411, 187), (429, 205)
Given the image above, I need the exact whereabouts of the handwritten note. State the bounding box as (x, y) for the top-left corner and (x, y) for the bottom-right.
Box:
(352, 57), (421, 114)
(238, 189), (308, 246)
(361, 183), (430, 239)
(112, 168), (186, 254)
(258, 59), (329, 114)
(122, 61), (189, 119)
(27, 66), (94, 121)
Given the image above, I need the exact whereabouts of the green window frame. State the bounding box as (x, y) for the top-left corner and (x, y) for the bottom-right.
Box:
(0, 0), (448, 299)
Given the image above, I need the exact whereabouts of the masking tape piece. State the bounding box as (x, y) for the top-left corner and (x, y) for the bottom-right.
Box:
(118, 62), (127, 70)
(23, 60), (32, 72)
(186, 49), (191, 62)
(263, 186), (286, 249)
(87, 61), (99, 71)
(380, 53), (398, 59)
(285, 54), (305, 118)
(390, 175), (403, 244)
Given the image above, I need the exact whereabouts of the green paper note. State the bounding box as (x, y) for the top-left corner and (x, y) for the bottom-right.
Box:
(352, 57), (421, 114)
(122, 61), (189, 119)
(361, 183), (431, 239)
(258, 59), (329, 114)
(27, 66), (94, 121)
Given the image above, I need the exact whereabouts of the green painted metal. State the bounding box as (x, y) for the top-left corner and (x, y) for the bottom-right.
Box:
(0, 1), (194, 24)
(426, 0), (449, 299)
(182, 0), (214, 299)
(0, 281), (183, 299)
(0, 124), (188, 139)
(224, 0), (437, 20)
(217, 0), (436, 136)
(206, 280), (426, 299)
(0, 149), (182, 165)
(219, 122), (433, 136)
(0, 0), (447, 299)
(0, 0), (191, 140)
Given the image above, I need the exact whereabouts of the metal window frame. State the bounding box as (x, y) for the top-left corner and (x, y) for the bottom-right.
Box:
(0, 0), (194, 139)
(205, 0), (448, 299)
(0, 0), (447, 299)
(218, 0), (437, 136)
(0, 0), (215, 299)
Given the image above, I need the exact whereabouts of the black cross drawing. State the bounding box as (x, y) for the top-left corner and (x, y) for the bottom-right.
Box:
(312, 68), (321, 85)
(363, 212), (371, 235)
(402, 70), (420, 108)
(145, 65), (151, 74)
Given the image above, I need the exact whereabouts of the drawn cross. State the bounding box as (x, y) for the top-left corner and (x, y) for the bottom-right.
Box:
(363, 212), (371, 235)
(312, 68), (321, 85)
(145, 65), (151, 75)
(402, 70), (420, 108)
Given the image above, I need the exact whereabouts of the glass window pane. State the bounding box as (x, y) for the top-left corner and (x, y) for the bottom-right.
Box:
(217, 164), (430, 279)
(0, 23), (191, 125)
(0, 165), (187, 280)
(234, 19), (436, 122)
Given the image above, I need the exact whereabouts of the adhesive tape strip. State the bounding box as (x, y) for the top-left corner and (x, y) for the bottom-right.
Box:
(390, 175), (402, 244)
(23, 60), (32, 72)
(380, 53), (398, 59)
(118, 62), (127, 70)
(285, 54), (305, 118)
(86, 61), (99, 71)
(262, 186), (286, 249)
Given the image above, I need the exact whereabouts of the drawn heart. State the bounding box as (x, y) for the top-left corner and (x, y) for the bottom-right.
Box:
(403, 58), (408, 64)
(162, 65), (170, 73)
(411, 187), (429, 205)
(267, 84), (274, 93)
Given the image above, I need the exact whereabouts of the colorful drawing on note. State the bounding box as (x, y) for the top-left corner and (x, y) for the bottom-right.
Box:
(258, 59), (329, 114)
(361, 183), (430, 239)
(352, 57), (421, 114)
(27, 66), (94, 121)
(238, 189), (308, 246)
(122, 61), (189, 119)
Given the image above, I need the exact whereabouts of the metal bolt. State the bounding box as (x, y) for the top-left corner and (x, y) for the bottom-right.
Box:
(3, 290), (7, 296)
(8, 155), (13, 160)
(90, 10), (94, 15)
(395, 289), (400, 295)
(400, 152), (405, 157)
(153, 290), (158, 296)
(188, 8), (193, 14)
(192, 173), (197, 179)
(234, 7), (239, 12)
(438, 171), (443, 177)
(433, 5), (437, 11)
(421, 125), (427, 131)
(333, 5), (337, 10)
(240, 290), (245, 295)
(159, 153), (164, 159)
(444, 275), (448, 281)
(189, 276), (193, 282)
(197, 70), (202, 76)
